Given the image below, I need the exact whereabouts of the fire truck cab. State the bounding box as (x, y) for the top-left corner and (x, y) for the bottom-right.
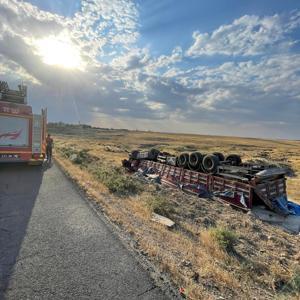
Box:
(0, 81), (47, 164)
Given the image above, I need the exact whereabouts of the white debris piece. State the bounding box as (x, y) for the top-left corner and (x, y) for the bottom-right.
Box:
(151, 213), (175, 228)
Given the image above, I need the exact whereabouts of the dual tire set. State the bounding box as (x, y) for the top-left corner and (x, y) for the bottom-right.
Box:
(177, 152), (241, 173)
(130, 149), (242, 174)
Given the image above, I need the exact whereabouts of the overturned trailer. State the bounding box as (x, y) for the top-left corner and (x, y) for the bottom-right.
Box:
(123, 149), (291, 215)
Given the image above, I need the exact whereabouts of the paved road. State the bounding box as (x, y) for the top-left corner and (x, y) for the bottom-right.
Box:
(0, 163), (167, 300)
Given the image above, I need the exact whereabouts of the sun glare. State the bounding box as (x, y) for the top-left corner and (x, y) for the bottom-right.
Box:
(35, 35), (83, 69)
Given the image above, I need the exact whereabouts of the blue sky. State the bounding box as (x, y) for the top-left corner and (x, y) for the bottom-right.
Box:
(138, 0), (300, 53)
(0, 0), (300, 138)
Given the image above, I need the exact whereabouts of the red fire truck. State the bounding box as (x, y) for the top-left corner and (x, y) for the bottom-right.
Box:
(0, 81), (47, 164)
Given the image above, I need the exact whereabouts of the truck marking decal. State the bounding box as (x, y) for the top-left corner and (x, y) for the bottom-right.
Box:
(0, 129), (22, 140)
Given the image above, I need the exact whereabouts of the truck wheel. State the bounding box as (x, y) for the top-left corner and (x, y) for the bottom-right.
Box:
(225, 154), (242, 166)
(149, 148), (160, 161)
(188, 162), (198, 171)
(178, 153), (189, 168)
(189, 152), (203, 168)
(197, 161), (205, 172)
(175, 156), (179, 167)
(202, 154), (220, 173)
(197, 153), (207, 172)
(213, 152), (225, 161)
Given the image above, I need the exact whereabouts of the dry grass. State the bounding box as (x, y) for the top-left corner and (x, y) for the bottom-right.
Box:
(51, 125), (300, 300)
(51, 126), (300, 203)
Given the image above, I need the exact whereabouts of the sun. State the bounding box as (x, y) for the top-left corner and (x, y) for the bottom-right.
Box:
(34, 34), (83, 69)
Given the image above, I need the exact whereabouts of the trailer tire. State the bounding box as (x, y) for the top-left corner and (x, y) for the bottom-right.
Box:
(178, 152), (189, 168)
(213, 152), (225, 161)
(202, 154), (220, 173)
(197, 162), (205, 172)
(175, 156), (180, 167)
(149, 148), (160, 161)
(188, 162), (198, 170)
(197, 153), (207, 172)
(189, 152), (203, 168)
(226, 154), (242, 166)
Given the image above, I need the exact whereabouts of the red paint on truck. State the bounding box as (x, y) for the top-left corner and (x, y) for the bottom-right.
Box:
(0, 83), (47, 164)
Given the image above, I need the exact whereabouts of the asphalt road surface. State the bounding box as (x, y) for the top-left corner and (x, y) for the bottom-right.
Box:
(0, 163), (168, 300)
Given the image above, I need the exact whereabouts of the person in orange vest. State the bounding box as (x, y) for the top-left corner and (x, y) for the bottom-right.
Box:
(46, 134), (54, 163)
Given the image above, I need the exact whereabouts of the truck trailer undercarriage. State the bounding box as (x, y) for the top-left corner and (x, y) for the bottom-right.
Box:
(123, 149), (293, 216)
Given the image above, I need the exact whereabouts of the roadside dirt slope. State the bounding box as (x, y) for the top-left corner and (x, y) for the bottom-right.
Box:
(50, 125), (300, 300)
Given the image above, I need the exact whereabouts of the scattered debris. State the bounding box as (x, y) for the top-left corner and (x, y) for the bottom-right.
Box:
(69, 153), (78, 162)
(180, 260), (192, 268)
(288, 200), (300, 216)
(123, 148), (300, 233)
(252, 206), (300, 234)
(146, 174), (161, 183)
(132, 167), (161, 184)
(151, 212), (175, 228)
(179, 287), (186, 297)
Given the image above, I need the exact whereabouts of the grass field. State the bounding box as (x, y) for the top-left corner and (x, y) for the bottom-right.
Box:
(49, 123), (300, 300)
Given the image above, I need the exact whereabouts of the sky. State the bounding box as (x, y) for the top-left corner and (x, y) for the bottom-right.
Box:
(0, 0), (300, 139)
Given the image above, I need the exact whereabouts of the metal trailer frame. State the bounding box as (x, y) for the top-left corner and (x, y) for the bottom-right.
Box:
(138, 160), (287, 212)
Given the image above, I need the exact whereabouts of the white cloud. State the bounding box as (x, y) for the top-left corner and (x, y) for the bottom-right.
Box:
(179, 53), (300, 112)
(145, 46), (183, 75)
(116, 108), (130, 113)
(186, 12), (300, 57)
(188, 89), (233, 110)
(71, 0), (139, 59)
(111, 48), (150, 70)
(0, 0), (65, 39)
(0, 1), (300, 138)
(0, 54), (40, 84)
(145, 101), (166, 110)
